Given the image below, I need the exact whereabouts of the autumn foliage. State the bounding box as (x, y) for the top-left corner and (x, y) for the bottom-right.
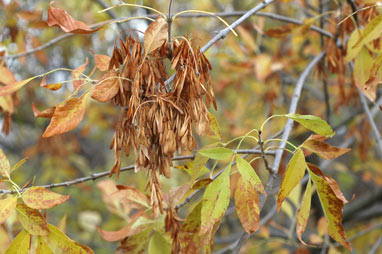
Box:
(1, 0), (382, 254)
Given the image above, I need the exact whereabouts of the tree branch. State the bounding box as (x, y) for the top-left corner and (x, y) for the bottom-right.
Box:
(0, 149), (274, 195)
(271, 51), (326, 175)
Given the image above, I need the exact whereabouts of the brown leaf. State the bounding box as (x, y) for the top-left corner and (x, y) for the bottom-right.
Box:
(302, 135), (351, 160)
(32, 104), (56, 118)
(308, 163), (350, 250)
(97, 211), (147, 242)
(191, 178), (212, 189)
(42, 92), (90, 138)
(234, 176), (260, 234)
(143, 16), (168, 58)
(265, 24), (298, 38)
(91, 71), (119, 102)
(47, 2), (102, 34)
(95, 54), (111, 71)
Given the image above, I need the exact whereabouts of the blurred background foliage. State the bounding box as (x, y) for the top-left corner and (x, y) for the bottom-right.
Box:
(0, 0), (381, 253)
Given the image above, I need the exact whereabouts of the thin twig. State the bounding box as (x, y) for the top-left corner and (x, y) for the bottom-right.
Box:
(358, 88), (382, 158)
(369, 236), (382, 254)
(94, 0), (127, 37)
(0, 149), (274, 195)
(3, 9), (333, 61)
(214, 203), (278, 254)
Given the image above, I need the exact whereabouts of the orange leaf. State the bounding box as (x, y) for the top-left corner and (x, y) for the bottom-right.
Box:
(0, 66), (16, 85)
(42, 92), (90, 138)
(91, 71), (119, 102)
(32, 103), (56, 118)
(143, 16), (168, 58)
(22, 186), (70, 209)
(234, 176), (260, 234)
(47, 2), (102, 34)
(40, 76), (62, 91)
(95, 54), (111, 72)
(302, 135), (351, 160)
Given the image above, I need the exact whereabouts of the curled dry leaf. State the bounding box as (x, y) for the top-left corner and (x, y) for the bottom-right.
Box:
(47, 2), (102, 34)
(143, 16), (168, 58)
(40, 76), (62, 91)
(43, 92), (90, 138)
(302, 135), (351, 160)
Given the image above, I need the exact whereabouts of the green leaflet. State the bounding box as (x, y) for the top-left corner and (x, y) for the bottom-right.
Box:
(284, 114), (334, 137)
(198, 147), (234, 160)
(200, 162), (232, 234)
(277, 149), (307, 211)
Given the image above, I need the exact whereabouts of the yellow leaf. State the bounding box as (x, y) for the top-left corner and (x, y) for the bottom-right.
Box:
(296, 178), (312, 245)
(144, 16), (168, 58)
(41, 224), (94, 253)
(43, 92), (90, 138)
(200, 162), (231, 234)
(22, 186), (70, 209)
(208, 112), (222, 140)
(236, 155), (265, 194)
(0, 77), (34, 96)
(5, 230), (30, 254)
(353, 15), (382, 49)
(0, 148), (10, 178)
(0, 196), (18, 224)
(10, 157), (28, 174)
(16, 203), (50, 236)
(277, 149), (307, 211)
(309, 164), (351, 250)
(345, 29), (363, 62)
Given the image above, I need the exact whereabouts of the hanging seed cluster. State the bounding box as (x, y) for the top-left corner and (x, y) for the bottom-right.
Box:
(91, 17), (216, 213)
